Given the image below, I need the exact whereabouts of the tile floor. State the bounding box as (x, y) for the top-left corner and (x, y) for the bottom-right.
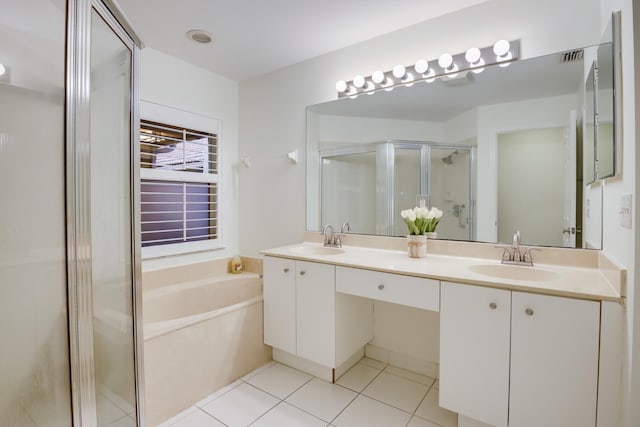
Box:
(159, 358), (457, 427)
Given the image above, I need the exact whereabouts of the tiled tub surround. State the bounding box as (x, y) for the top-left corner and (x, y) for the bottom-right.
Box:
(261, 234), (626, 427)
(143, 258), (271, 427)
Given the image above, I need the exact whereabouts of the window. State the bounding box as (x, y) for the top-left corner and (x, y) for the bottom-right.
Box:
(140, 120), (220, 251)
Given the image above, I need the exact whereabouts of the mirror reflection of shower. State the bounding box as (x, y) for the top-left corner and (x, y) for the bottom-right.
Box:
(442, 150), (458, 165)
(319, 140), (475, 240)
(430, 146), (473, 240)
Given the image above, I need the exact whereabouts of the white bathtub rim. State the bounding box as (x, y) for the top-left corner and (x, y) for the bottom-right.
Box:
(144, 295), (264, 341)
(144, 271), (261, 302)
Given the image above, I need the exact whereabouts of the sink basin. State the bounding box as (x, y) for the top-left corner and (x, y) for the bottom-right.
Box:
(288, 245), (345, 256)
(468, 264), (558, 282)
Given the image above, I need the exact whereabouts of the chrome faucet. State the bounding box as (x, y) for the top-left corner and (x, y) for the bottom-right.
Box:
(497, 230), (539, 266)
(511, 230), (521, 262)
(322, 224), (340, 247)
(341, 222), (350, 234)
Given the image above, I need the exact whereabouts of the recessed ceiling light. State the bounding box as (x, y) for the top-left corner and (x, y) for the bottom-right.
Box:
(186, 29), (214, 44)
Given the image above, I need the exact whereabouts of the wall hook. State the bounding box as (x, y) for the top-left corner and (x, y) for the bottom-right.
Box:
(287, 149), (299, 164)
(241, 156), (252, 168)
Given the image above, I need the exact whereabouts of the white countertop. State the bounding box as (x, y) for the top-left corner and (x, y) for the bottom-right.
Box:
(261, 243), (623, 302)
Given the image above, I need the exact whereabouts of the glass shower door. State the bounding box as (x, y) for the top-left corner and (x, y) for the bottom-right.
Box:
(0, 1), (72, 426)
(90, 7), (138, 427)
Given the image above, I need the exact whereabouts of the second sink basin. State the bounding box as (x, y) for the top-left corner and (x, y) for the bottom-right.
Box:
(468, 263), (558, 282)
(288, 245), (345, 256)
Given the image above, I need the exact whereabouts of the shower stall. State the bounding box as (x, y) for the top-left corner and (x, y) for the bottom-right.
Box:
(1, 1), (143, 426)
(320, 140), (476, 240)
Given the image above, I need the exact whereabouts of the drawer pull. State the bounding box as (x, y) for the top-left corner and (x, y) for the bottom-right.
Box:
(283, 268), (289, 273)
(378, 284), (385, 290)
(489, 302), (497, 310)
(525, 308), (534, 316)
(299, 271), (306, 276)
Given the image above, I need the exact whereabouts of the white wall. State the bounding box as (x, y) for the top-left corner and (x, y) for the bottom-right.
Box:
(139, 48), (239, 270)
(314, 114), (444, 145)
(598, 1), (638, 427)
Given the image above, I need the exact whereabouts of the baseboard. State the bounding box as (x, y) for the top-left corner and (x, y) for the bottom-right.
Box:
(365, 343), (439, 378)
(272, 348), (333, 382)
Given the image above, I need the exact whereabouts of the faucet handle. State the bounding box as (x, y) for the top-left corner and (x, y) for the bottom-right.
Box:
(495, 245), (512, 262)
(521, 247), (541, 265)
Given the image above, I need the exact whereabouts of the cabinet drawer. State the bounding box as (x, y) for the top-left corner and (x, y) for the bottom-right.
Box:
(336, 266), (439, 311)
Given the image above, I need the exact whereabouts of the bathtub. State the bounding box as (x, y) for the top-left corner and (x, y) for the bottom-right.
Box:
(143, 260), (271, 427)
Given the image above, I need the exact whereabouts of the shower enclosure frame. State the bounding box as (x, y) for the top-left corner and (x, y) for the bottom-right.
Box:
(66, 0), (144, 425)
(318, 139), (477, 239)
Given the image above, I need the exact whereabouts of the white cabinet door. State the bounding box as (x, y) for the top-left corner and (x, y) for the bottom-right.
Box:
(263, 256), (296, 354)
(296, 261), (335, 367)
(440, 282), (511, 427)
(509, 292), (599, 427)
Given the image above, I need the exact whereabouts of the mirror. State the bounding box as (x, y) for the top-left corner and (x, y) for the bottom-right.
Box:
(584, 64), (596, 185)
(307, 42), (615, 249)
(596, 40), (615, 179)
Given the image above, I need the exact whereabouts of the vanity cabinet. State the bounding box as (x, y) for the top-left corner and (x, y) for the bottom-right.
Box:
(440, 281), (600, 427)
(509, 292), (599, 427)
(440, 283), (511, 427)
(263, 256), (335, 366)
(263, 256), (296, 354)
(295, 260), (335, 366)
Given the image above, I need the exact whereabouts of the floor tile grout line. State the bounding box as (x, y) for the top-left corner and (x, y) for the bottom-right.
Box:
(382, 366), (438, 388)
(196, 380), (244, 409)
(274, 400), (336, 426)
(282, 379), (357, 424)
(325, 388), (361, 425)
(198, 407), (230, 427)
(328, 365), (387, 425)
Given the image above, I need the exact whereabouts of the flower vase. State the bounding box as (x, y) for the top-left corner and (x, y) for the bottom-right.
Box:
(425, 232), (438, 239)
(407, 234), (427, 258)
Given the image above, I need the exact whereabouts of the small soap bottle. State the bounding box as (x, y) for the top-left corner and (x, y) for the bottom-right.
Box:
(230, 255), (243, 274)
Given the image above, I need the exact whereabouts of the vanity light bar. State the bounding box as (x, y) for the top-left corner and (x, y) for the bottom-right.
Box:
(336, 39), (520, 98)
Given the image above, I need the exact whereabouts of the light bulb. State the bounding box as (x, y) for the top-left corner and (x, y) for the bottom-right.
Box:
(372, 70), (385, 84)
(353, 75), (366, 88)
(335, 80), (347, 93)
(424, 69), (436, 83)
(465, 48), (481, 64)
(471, 61), (485, 73)
(414, 59), (429, 74)
(392, 64), (406, 79)
(497, 51), (513, 66)
(493, 39), (510, 57)
(438, 53), (453, 69)
(403, 73), (415, 87)
(445, 64), (459, 78)
(364, 81), (375, 93)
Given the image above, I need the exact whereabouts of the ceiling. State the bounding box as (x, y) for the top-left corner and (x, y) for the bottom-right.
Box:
(115, 0), (489, 81)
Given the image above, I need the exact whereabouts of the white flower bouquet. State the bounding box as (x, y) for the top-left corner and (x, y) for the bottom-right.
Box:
(401, 206), (443, 235)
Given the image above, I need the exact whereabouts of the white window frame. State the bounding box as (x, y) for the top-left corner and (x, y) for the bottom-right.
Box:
(140, 100), (224, 259)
